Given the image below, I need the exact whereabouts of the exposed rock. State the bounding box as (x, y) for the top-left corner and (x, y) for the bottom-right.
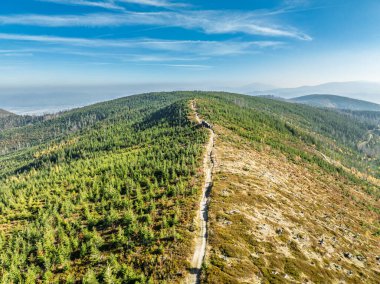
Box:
(294, 233), (305, 241)
(275, 227), (284, 235)
(356, 255), (365, 262)
(218, 217), (233, 226)
(228, 209), (240, 215)
(333, 263), (342, 270)
(271, 270), (279, 275)
(343, 252), (353, 259)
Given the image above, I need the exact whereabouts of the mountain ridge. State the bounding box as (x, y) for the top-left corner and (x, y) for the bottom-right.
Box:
(0, 108), (14, 117)
(290, 94), (380, 111)
(0, 91), (379, 283)
(249, 81), (380, 104)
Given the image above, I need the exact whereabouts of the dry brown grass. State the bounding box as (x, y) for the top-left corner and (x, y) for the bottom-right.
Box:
(204, 125), (380, 283)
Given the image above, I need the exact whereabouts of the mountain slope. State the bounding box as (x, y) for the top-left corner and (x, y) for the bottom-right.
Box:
(291, 94), (380, 111)
(252, 81), (380, 104)
(0, 91), (379, 283)
(193, 95), (380, 283)
(206, 126), (379, 283)
(0, 109), (12, 116)
(0, 92), (208, 283)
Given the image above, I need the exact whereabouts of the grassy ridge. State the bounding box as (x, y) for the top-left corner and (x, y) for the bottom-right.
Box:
(198, 92), (380, 180)
(192, 94), (380, 283)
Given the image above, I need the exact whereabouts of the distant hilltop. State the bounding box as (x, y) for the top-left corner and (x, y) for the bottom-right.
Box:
(249, 81), (380, 105)
(290, 94), (380, 111)
(0, 108), (14, 118)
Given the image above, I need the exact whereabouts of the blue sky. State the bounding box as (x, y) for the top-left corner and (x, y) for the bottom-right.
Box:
(1, 0), (380, 88)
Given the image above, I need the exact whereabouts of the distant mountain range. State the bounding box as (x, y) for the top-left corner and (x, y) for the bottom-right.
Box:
(229, 82), (277, 93)
(290, 94), (380, 111)
(249, 81), (380, 104)
(2, 81), (380, 115)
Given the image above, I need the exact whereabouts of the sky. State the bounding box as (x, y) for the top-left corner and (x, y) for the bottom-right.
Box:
(0, 0), (380, 90)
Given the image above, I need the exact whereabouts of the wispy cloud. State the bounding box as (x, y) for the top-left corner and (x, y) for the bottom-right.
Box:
(38, 0), (187, 9)
(12, 47), (209, 62)
(0, 11), (311, 40)
(0, 49), (34, 57)
(140, 63), (212, 69)
(0, 33), (283, 56)
(117, 0), (187, 8)
(39, 0), (126, 11)
(264, 0), (332, 16)
(126, 54), (209, 62)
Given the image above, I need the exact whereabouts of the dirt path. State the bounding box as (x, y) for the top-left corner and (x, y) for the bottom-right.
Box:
(192, 100), (201, 124)
(187, 100), (215, 284)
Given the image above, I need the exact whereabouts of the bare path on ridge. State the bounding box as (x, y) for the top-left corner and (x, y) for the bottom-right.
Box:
(187, 100), (215, 284)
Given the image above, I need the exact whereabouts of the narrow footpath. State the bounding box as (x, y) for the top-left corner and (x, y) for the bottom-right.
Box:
(187, 100), (215, 284)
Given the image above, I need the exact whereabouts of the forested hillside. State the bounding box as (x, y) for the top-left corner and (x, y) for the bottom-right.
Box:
(219, 93), (380, 178)
(0, 92), (208, 283)
(0, 91), (379, 283)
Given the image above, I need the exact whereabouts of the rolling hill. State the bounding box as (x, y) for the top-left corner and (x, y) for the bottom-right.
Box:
(290, 94), (380, 111)
(0, 108), (13, 118)
(0, 92), (379, 283)
(251, 81), (380, 104)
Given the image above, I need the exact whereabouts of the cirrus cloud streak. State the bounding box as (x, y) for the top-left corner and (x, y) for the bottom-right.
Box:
(0, 11), (311, 40)
(0, 33), (284, 56)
